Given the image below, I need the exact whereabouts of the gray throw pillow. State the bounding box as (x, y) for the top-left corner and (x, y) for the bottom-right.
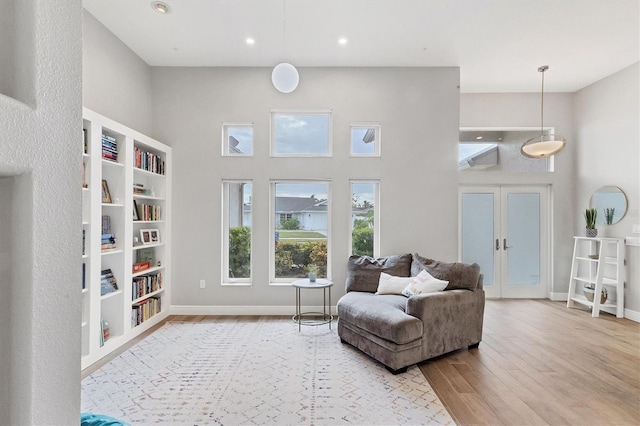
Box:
(411, 253), (480, 291)
(345, 254), (412, 293)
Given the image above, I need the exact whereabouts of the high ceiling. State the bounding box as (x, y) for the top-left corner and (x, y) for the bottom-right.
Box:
(83, 0), (639, 93)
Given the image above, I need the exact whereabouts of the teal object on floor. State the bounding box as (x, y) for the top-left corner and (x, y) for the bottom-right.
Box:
(81, 413), (129, 426)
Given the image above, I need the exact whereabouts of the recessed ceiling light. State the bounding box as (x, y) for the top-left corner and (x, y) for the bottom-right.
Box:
(338, 37), (348, 45)
(476, 136), (483, 140)
(151, 1), (171, 14)
(246, 38), (255, 45)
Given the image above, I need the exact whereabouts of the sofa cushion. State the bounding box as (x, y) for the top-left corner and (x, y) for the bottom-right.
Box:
(411, 253), (481, 291)
(346, 254), (412, 293)
(337, 292), (423, 345)
(402, 269), (448, 297)
(376, 272), (414, 295)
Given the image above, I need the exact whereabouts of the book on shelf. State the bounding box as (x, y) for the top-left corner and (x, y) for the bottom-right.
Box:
(136, 204), (161, 221)
(102, 215), (111, 233)
(83, 128), (88, 154)
(100, 268), (119, 295)
(134, 146), (165, 175)
(131, 296), (161, 327)
(82, 263), (86, 290)
(82, 229), (86, 255)
(132, 272), (162, 300)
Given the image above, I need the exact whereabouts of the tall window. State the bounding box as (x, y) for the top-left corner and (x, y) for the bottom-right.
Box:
(351, 181), (379, 257)
(271, 181), (330, 282)
(271, 110), (331, 156)
(222, 180), (252, 284)
(222, 123), (253, 156)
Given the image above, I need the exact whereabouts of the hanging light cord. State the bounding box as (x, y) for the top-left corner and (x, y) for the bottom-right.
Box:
(539, 65), (548, 136)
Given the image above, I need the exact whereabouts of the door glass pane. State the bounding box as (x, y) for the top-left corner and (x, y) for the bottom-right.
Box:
(461, 193), (494, 285)
(507, 193), (540, 285)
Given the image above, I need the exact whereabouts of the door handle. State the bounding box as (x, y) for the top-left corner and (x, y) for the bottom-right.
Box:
(496, 239), (500, 251)
(503, 238), (512, 250)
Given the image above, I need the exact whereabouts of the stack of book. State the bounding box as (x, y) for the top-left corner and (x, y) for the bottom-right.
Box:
(133, 183), (152, 196)
(101, 233), (117, 251)
(102, 134), (118, 162)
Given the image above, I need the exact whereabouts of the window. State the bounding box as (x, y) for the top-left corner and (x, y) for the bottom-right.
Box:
(223, 123), (253, 156)
(351, 123), (381, 156)
(458, 130), (551, 172)
(271, 110), (331, 156)
(271, 181), (330, 282)
(351, 181), (379, 257)
(222, 180), (252, 283)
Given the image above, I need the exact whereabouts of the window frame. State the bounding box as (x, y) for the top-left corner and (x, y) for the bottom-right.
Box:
(350, 180), (380, 258)
(221, 179), (253, 285)
(350, 122), (381, 157)
(269, 179), (332, 285)
(222, 122), (254, 156)
(270, 109), (333, 157)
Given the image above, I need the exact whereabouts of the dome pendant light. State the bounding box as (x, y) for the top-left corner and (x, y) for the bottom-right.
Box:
(521, 65), (566, 158)
(272, 0), (299, 93)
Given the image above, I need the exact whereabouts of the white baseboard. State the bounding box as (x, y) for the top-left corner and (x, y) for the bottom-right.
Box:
(624, 308), (640, 323)
(548, 292), (568, 301)
(171, 305), (337, 316)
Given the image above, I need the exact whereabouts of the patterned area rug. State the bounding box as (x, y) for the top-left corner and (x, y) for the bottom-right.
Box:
(82, 319), (453, 425)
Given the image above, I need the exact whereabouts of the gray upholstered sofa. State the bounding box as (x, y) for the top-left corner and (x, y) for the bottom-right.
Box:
(337, 253), (485, 374)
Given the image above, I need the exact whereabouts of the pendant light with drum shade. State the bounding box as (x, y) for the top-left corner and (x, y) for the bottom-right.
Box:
(521, 65), (566, 158)
(272, 1), (299, 93)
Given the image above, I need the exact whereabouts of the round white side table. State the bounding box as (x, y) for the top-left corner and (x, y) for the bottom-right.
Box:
(291, 278), (334, 331)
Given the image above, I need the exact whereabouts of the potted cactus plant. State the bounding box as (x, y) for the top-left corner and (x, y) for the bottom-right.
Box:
(584, 208), (597, 237)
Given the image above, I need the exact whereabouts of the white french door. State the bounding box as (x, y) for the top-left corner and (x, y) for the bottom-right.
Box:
(459, 186), (549, 298)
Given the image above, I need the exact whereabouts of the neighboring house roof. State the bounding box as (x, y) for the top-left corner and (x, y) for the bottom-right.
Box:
(243, 197), (328, 214)
(228, 136), (243, 154)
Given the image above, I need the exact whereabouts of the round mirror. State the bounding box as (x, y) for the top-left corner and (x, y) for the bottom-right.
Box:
(590, 186), (627, 225)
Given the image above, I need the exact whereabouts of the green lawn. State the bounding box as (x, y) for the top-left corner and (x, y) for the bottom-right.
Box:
(278, 230), (326, 239)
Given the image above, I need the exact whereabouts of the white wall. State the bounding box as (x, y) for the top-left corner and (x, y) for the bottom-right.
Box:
(83, 10), (153, 135)
(460, 92), (576, 298)
(150, 66), (460, 310)
(0, 0), (82, 424)
(573, 62), (640, 315)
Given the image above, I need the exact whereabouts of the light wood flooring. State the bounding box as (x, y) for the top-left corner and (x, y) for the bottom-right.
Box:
(83, 300), (639, 425)
(421, 299), (640, 425)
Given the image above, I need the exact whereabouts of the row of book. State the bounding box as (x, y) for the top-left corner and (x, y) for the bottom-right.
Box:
(134, 146), (165, 175)
(132, 273), (163, 300)
(136, 203), (161, 221)
(102, 134), (118, 162)
(132, 297), (161, 327)
(100, 268), (119, 296)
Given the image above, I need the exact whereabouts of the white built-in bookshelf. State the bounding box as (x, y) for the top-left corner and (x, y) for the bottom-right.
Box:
(82, 108), (172, 370)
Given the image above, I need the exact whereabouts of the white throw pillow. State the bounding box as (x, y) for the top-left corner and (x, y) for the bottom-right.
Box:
(402, 269), (448, 297)
(376, 272), (414, 295)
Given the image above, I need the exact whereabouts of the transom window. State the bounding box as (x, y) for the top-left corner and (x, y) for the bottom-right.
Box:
(351, 123), (381, 156)
(223, 123), (253, 156)
(271, 110), (331, 156)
